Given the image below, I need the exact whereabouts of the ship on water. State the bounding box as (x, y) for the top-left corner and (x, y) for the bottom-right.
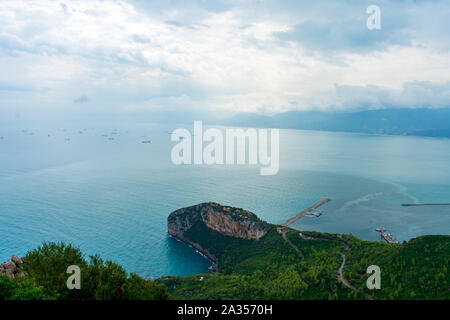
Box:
(375, 228), (399, 244)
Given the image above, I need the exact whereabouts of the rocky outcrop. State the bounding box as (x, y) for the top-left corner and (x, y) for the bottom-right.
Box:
(168, 202), (269, 241)
(168, 202), (269, 272)
(167, 202), (269, 271)
(0, 255), (24, 279)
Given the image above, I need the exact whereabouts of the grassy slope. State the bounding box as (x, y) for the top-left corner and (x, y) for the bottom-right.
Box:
(158, 221), (449, 300)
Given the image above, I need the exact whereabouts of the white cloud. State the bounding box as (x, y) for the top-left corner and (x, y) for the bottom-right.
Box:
(0, 0), (449, 115)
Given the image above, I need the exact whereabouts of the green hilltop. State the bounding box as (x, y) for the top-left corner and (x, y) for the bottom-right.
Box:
(158, 203), (449, 300)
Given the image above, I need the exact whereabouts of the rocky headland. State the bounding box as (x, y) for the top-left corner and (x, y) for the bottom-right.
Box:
(167, 202), (270, 270)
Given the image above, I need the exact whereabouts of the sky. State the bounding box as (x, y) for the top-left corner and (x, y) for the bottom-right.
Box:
(0, 0), (450, 118)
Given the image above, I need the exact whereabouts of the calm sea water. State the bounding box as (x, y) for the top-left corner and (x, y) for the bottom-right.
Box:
(1, 121), (449, 278)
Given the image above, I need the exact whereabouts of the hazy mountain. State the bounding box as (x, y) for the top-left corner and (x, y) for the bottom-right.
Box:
(218, 108), (450, 137)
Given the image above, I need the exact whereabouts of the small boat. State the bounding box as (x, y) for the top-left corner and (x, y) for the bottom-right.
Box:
(141, 140), (151, 144)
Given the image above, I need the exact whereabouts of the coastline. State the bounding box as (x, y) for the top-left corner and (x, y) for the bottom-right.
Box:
(168, 231), (218, 272)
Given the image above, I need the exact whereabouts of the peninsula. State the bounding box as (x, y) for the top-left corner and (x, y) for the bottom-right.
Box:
(161, 202), (449, 300)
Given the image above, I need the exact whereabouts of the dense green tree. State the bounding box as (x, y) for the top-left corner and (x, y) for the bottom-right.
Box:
(0, 276), (16, 300)
(0, 275), (51, 300)
(6, 241), (169, 300)
(22, 241), (87, 299)
(123, 273), (168, 300)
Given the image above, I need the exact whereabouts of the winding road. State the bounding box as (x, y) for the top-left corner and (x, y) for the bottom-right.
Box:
(337, 253), (374, 300)
(337, 254), (357, 290)
(277, 227), (304, 260)
(294, 230), (374, 300)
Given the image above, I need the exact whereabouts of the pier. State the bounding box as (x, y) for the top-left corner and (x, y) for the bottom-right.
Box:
(282, 198), (331, 227)
(375, 228), (399, 244)
(305, 209), (323, 218)
(401, 203), (450, 206)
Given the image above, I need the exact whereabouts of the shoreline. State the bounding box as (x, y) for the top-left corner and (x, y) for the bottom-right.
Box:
(168, 232), (218, 272)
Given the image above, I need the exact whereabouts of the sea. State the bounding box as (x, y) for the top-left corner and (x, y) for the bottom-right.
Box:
(1, 120), (449, 278)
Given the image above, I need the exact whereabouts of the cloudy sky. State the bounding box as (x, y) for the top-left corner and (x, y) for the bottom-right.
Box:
(1, 0), (449, 117)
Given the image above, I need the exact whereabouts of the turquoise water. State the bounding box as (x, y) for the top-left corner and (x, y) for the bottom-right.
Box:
(0, 122), (449, 278)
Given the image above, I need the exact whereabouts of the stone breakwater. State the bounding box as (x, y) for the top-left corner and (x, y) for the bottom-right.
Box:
(1, 255), (24, 279)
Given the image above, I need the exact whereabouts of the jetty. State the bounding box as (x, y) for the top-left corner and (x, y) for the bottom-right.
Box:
(305, 209), (323, 218)
(375, 228), (399, 244)
(282, 198), (331, 227)
(401, 203), (450, 206)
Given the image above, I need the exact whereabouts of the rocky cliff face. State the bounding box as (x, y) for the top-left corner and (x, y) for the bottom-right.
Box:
(168, 202), (268, 241)
(167, 202), (269, 271)
(0, 255), (24, 279)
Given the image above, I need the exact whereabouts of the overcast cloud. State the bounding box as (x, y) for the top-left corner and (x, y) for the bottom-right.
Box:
(0, 0), (449, 115)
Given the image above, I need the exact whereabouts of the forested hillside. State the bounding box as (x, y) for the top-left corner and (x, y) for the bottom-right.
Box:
(159, 213), (449, 300)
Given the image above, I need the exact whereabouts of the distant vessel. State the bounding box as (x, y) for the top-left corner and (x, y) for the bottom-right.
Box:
(375, 228), (399, 244)
(305, 209), (322, 218)
(141, 140), (151, 144)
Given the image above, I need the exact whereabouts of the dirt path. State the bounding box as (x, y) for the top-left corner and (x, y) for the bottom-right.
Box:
(277, 228), (304, 260)
(338, 254), (357, 290)
(298, 232), (374, 300)
(299, 232), (349, 249)
(337, 254), (374, 300)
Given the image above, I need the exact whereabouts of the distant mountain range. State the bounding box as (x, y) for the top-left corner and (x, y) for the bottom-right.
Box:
(217, 108), (450, 138)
